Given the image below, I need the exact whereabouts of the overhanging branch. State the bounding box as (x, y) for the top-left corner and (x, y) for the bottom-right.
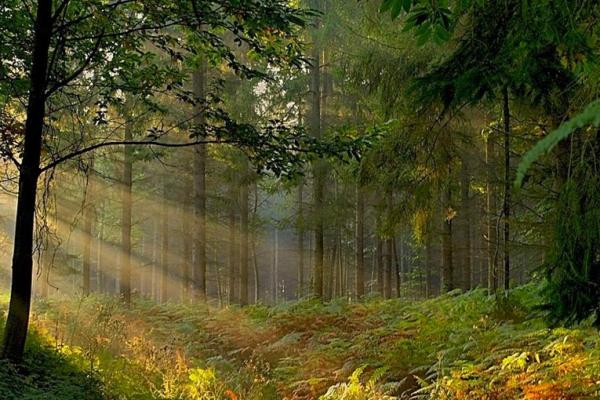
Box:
(40, 138), (230, 173)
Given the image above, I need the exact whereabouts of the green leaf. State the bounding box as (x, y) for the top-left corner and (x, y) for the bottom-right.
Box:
(379, 0), (396, 13)
(515, 99), (600, 187)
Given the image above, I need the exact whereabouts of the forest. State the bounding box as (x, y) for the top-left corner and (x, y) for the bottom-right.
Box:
(0, 0), (600, 399)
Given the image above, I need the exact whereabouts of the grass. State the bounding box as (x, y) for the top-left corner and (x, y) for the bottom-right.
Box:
(1, 285), (599, 399)
(0, 328), (106, 399)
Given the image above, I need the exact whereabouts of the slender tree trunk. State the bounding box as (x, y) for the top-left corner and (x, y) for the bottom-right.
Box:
(161, 178), (169, 302)
(384, 238), (392, 299)
(460, 160), (472, 291)
(120, 125), (133, 303)
(252, 237), (259, 303)
(214, 248), (222, 307)
(336, 235), (343, 297)
(376, 238), (384, 295)
(297, 182), (304, 298)
(487, 131), (499, 293)
(1, 0), (52, 363)
(392, 235), (401, 297)
(192, 66), (207, 301)
(272, 229), (279, 303)
(328, 237), (337, 300)
(151, 217), (158, 300)
(309, 1), (324, 299)
(228, 184), (237, 305)
(250, 182), (259, 303)
(182, 189), (192, 302)
(82, 156), (95, 296)
(502, 86), (511, 292)
(441, 182), (454, 293)
(425, 231), (433, 298)
(239, 167), (249, 306)
(97, 203), (105, 293)
(355, 185), (365, 299)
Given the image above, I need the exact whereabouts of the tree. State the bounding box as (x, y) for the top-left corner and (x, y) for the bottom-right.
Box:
(120, 121), (133, 303)
(192, 66), (207, 301)
(0, 0), (316, 362)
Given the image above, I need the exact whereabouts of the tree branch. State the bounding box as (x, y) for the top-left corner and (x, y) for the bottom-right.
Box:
(40, 139), (230, 173)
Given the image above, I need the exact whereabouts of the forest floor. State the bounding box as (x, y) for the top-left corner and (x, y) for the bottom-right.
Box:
(1, 285), (600, 399)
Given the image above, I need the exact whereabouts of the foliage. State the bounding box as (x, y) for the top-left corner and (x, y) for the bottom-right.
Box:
(541, 161), (600, 327)
(0, 320), (106, 399)
(0, 285), (592, 399)
(515, 100), (600, 186)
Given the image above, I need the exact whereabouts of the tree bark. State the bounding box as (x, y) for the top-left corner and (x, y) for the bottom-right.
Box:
(239, 166), (249, 306)
(182, 188), (192, 302)
(272, 229), (279, 303)
(384, 238), (393, 299)
(441, 182), (454, 293)
(228, 186), (237, 305)
(376, 237), (384, 295)
(309, 1), (324, 299)
(82, 156), (95, 296)
(487, 130), (499, 293)
(460, 159), (472, 291)
(502, 86), (511, 292)
(192, 65), (207, 301)
(425, 227), (433, 297)
(120, 125), (133, 303)
(1, 0), (52, 363)
(355, 185), (365, 299)
(392, 234), (401, 297)
(252, 182), (260, 303)
(161, 178), (169, 302)
(297, 182), (304, 298)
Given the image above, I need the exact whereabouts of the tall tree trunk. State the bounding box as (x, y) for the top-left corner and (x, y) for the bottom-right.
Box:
(161, 178), (169, 302)
(487, 131), (499, 293)
(214, 248), (223, 307)
(502, 86), (511, 292)
(376, 237), (384, 295)
(441, 181), (454, 293)
(355, 185), (365, 299)
(425, 227), (433, 297)
(120, 126), (133, 303)
(239, 168), (249, 306)
(151, 217), (158, 300)
(384, 238), (392, 299)
(252, 237), (259, 303)
(252, 183), (259, 303)
(1, 0), (52, 363)
(228, 183), (237, 305)
(327, 237), (337, 300)
(182, 189), (191, 302)
(272, 229), (279, 303)
(384, 192), (393, 299)
(82, 156), (95, 296)
(192, 65), (207, 301)
(297, 182), (304, 298)
(460, 160), (472, 291)
(393, 235), (401, 297)
(309, 1), (324, 299)
(336, 235), (343, 297)
(97, 203), (105, 293)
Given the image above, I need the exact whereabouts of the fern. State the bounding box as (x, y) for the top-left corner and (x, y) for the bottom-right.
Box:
(515, 99), (600, 186)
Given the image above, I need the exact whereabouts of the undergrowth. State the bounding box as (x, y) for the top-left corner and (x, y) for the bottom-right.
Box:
(1, 284), (599, 399)
(0, 320), (106, 399)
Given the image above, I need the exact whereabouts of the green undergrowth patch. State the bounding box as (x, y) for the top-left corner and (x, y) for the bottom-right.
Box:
(0, 317), (107, 399)
(0, 285), (599, 399)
